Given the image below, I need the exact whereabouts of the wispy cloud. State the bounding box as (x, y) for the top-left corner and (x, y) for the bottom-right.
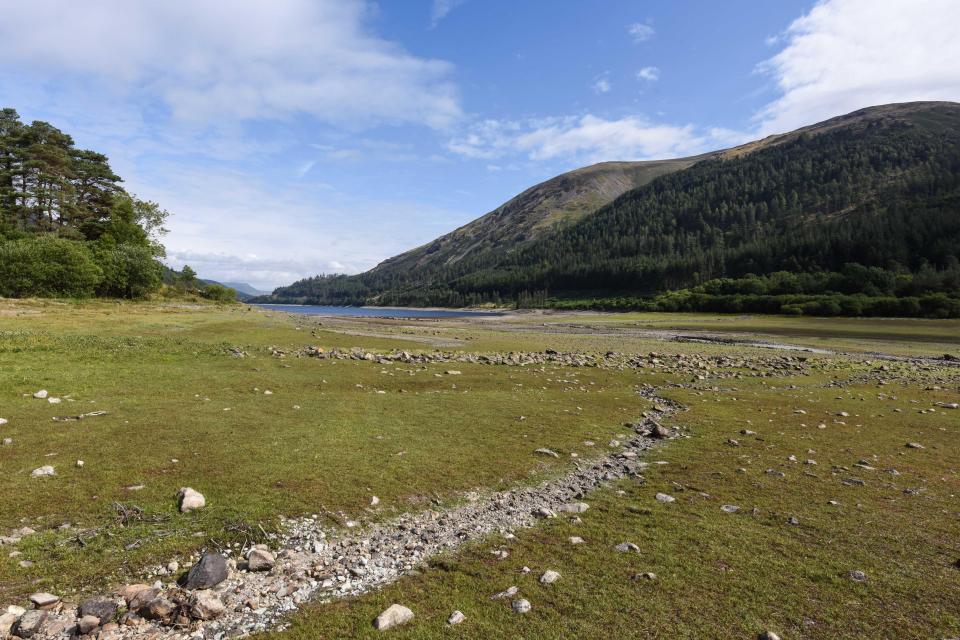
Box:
(636, 66), (660, 82)
(757, 0), (960, 134)
(430, 0), (467, 28)
(0, 0), (462, 132)
(592, 76), (612, 94)
(628, 21), (655, 43)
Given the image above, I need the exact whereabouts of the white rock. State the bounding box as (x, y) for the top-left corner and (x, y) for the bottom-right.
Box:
(31, 466), (55, 478)
(33, 390), (48, 399)
(370, 496), (380, 506)
(557, 502), (590, 513)
(247, 547), (275, 571)
(511, 599), (531, 614)
(569, 536), (585, 545)
(178, 487), (206, 512)
(374, 604), (414, 631)
(0, 418), (7, 426)
(2, 438), (12, 446)
(47, 397), (61, 404)
(447, 610), (466, 625)
(539, 570), (561, 584)
(655, 492), (676, 503)
(76, 460), (84, 468)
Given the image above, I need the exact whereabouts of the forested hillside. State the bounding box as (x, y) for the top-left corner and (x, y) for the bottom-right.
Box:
(0, 108), (233, 301)
(263, 102), (960, 317)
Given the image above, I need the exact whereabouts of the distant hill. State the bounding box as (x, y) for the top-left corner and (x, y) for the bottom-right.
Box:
(260, 102), (960, 317)
(218, 282), (269, 298)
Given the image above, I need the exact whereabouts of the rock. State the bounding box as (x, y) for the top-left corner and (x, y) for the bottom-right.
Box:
(119, 585), (156, 610)
(11, 610), (47, 638)
(370, 496), (380, 506)
(655, 492), (676, 503)
(75, 460), (84, 468)
(0, 612), (19, 637)
(557, 502), (589, 513)
(758, 633), (781, 640)
(0, 418), (6, 426)
(447, 610), (466, 625)
(141, 598), (176, 623)
(720, 504), (740, 513)
(632, 571), (658, 581)
(534, 448), (560, 458)
(539, 570), (561, 584)
(79, 598), (117, 623)
(78, 615), (100, 635)
(247, 547), (275, 572)
(490, 586), (519, 600)
(190, 591), (225, 620)
(615, 542), (640, 553)
(30, 466), (55, 478)
(2, 438), (11, 446)
(905, 442), (924, 449)
(182, 553), (228, 590)
(511, 599), (531, 614)
(533, 507), (556, 518)
(847, 569), (867, 582)
(373, 604), (414, 631)
(569, 536), (585, 545)
(787, 516), (800, 526)
(47, 397), (60, 404)
(33, 390), (48, 399)
(28, 593), (59, 609)
(178, 487), (205, 512)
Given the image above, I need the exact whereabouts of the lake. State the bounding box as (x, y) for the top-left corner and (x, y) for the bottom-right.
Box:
(254, 304), (506, 319)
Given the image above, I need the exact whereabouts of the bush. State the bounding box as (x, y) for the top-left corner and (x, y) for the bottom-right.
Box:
(201, 284), (237, 303)
(0, 237), (102, 297)
(94, 244), (162, 298)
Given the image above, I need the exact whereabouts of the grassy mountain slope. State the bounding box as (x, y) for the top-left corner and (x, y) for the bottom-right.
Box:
(262, 102), (960, 316)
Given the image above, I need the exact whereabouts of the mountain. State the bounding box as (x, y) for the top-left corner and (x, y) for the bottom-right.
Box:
(260, 102), (960, 317)
(218, 282), (270, 298)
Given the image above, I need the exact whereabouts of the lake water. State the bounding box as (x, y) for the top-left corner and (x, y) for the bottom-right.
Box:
(254, 304), (506, 319)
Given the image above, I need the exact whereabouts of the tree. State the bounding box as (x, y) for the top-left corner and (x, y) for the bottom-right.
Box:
(179, 265), (197, 289)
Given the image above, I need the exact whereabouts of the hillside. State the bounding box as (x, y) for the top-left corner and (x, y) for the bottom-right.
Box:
(262, 102), (960, 317)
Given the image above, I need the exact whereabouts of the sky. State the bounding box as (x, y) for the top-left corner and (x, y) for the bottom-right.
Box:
(1, 0), (959, 290)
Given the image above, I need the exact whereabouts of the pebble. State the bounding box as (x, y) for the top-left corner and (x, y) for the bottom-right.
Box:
(30, 466), (55, 478)
(615, 542), (640, 553)
(33, 390), (48, 399)
(569, 536), (585, 545)
(447, 610), (466, 625)
(655, 492), (676, 503)
(178, 487), (206, 512)
(720, 504), (740, 513)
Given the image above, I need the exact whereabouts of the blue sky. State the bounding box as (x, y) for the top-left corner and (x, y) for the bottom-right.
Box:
(1, 0), (958, 289)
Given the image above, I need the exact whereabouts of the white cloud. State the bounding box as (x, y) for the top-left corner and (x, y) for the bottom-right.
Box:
(0, 0), (461, 130)
(637, 66), (660, 82)
(449, 115), (748, 164)
(430, 0), (467, 28)
(628, 22), (655, 42)
(757, 0), (960, 134)
(592, 78), (612, 94)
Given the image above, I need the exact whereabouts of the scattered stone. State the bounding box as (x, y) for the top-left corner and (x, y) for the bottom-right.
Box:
(447, 610), (466, 626)
(190, 591), (226, 620)
(847, 569), (867, 582)
(539, 570), (561, 584)
(79, 598), (117, 623)
(142, 598), (176, 623)
(12, 610), (47, 638)
(720, 504), (740, 513)
(758, 632), (781, 640)
(490, 586), (519, 600)
(30, 466), (55, 478)
(28, 593), (59, 609)
(0, 418), (6, 426)
(511, 599), (531, 614)
(655, 492), (676, 503)
(178, 487), (205, 512)
(632, 572), (657, 581)
(182, 553), (228, 590)
(78, 615), (100, 635)
(373, 604), (414, 631)
(787, 516), (800, 526)
(905, 442), (924, 449)
(247, 546), (276, 572)
(33, 390), (48, 399)
(2, 438), (11, 446)
(370, 495), (380, 506)
(557, 502), (589, 513)
(569, 536), (585, 545)
(534, 448), (560, 458)
(615, 542), (640, 553)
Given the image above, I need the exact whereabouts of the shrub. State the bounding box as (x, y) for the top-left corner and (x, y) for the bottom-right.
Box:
(0, 237), (102, 297)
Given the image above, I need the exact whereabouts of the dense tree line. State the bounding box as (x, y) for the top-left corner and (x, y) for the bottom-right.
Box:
(264, 104), (960, 317)
(0, 108), (173, 299)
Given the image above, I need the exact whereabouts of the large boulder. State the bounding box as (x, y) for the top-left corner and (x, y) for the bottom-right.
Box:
(189, 591), (225, 621)
(182, 553), (228, 590)
(246, 547), (275, 572)
(78, 598), (117, 624)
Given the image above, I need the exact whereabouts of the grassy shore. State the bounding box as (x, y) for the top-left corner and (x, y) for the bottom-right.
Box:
(1, 300), (958, 638)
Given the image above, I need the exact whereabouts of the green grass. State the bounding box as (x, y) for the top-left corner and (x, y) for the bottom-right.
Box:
(266, 370), (960, 639)
(1, 299), (958, 639)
